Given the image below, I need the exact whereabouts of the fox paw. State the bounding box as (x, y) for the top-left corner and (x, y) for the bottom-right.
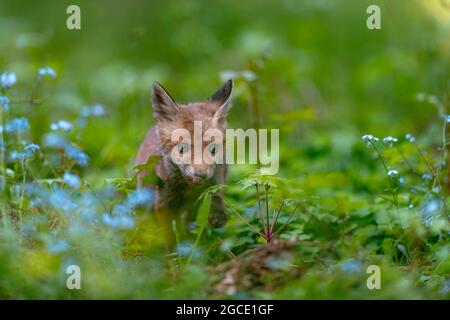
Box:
(208, 211), (227, 228)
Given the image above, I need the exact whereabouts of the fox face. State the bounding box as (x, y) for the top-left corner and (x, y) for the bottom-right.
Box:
(152, 80), (233, 185)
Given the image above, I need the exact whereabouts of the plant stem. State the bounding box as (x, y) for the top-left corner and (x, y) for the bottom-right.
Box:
(19, 158), (27, 224)
(394, 145), (416, 174)
(0, 87), (8, 224)
(255, 184), (266, 234)
(269, 204), (300, 240)
(225, 198), (267, 240)
(270, 200), (284, 235)
(371, 142), (399, 212)
(264, 184), (270, 240)
(413, 141), (448, 215)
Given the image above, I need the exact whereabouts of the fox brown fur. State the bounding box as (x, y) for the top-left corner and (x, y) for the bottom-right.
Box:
(136, 80), (233, 247)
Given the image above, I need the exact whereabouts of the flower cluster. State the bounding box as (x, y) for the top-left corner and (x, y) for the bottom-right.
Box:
(50, 120), (73, 132)
(362, 134), (379, 147)
(9, 143), (40, 161)
(382, 136), (398, 147)
(405, 133), (416, 143)
(387, 170), (398, 177)
(1, 72), (17, 88)
(43, 132), (89, 166)
(0, 118), (29, 134)
(63, 172), (81, 189)
(37, 67), (57, 79)
(101, 189), (154, 229)
(0, 96), (10, 110)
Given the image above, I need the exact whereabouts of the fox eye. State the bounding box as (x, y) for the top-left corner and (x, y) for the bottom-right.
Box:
(208, 144), (219, 155)
(178, 143), (189, 155)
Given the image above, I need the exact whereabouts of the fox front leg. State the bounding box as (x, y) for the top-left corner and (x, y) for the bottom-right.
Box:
(208, 190), (227, 228)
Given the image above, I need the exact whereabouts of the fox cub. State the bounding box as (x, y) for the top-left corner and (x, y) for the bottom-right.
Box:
(136, 80), (233, 247)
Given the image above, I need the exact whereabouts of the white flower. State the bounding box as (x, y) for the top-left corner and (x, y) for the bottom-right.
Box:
(50, 120), (73, 132)
(38, 67), (57, 79)
(383, 136), (398, 147)
(422, 173), (433, 181)
(405, 133), (416, 142)
(0, 96), (10, 111)
(63, 172), (80, 189)
(387, 170), (398, 177)
(362, 134), (379, 147)
(416, 92), (426, 101)
(1, 72), (17, 88)
(444, 115), (450, 123)
(81, 104), (106, 117)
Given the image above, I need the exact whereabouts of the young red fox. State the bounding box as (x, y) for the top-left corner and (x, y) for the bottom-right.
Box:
(136, 80), (233, 247)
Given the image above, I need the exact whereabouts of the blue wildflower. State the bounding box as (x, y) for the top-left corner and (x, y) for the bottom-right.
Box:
(441, 280), (450, 296)
(50, 120), (73, 132)
(362, 134), (379, 147)
(382, 136), (398, 147)
(37, 67), (57, 79)
(79, 209), (97, 223)
(176, 241), (196, 257)
(76, 118), (87, 128)
(80, 107), (91, 118)
(405, 133), (416, 143)
(79, 193), (101, 210)
(81, 104), (106, 118)
(25, 143), (40, 154)
(265, 255), (293, 270)
(63, 172), (81, 189)
(127, 189), (153, 208)
(112, 203), (132, 216)
(1, 72), (17, 88)
(91, 104), (105, 116)
(67, 223), (88, 235)
(340, 259), (363, 273)
(43, 133), (69, 148)
(43, 134), (89, 166)
(244, 204), (258, 217)
(422, 198), (442, 226)
(0, 96), (10, 111)
(9, 143), (40, 162)
(9, 151), (27, 161)
(422, 173), (433, 181)
(65, 146), (89, 166)
(102, 213), (135, 229)
(49, 189), (77, 212)
(5, 118), (29, 133)
(48, 239), (70, 254)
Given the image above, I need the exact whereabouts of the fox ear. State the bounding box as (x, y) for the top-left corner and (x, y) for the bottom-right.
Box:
(211, 80), (233, 122)
(152, 82), (179, 122)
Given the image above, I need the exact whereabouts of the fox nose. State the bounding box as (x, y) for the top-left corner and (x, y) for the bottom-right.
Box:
(194, 172), (208, 179)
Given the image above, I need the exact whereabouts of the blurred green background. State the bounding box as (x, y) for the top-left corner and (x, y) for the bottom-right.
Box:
(0, 0), (449, 299)
(1, 0), (448, 178)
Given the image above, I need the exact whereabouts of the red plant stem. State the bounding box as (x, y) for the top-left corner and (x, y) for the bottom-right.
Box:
(270, 200), (284, 234)
(225, 199), (267, 240)
(269, 204), (300, 241)
(264, 184), (270, 241)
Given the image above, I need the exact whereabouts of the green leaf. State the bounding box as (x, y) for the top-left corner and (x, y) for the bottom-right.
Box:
(134, 155), (162, 186)
(196, 193), (212, 227)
